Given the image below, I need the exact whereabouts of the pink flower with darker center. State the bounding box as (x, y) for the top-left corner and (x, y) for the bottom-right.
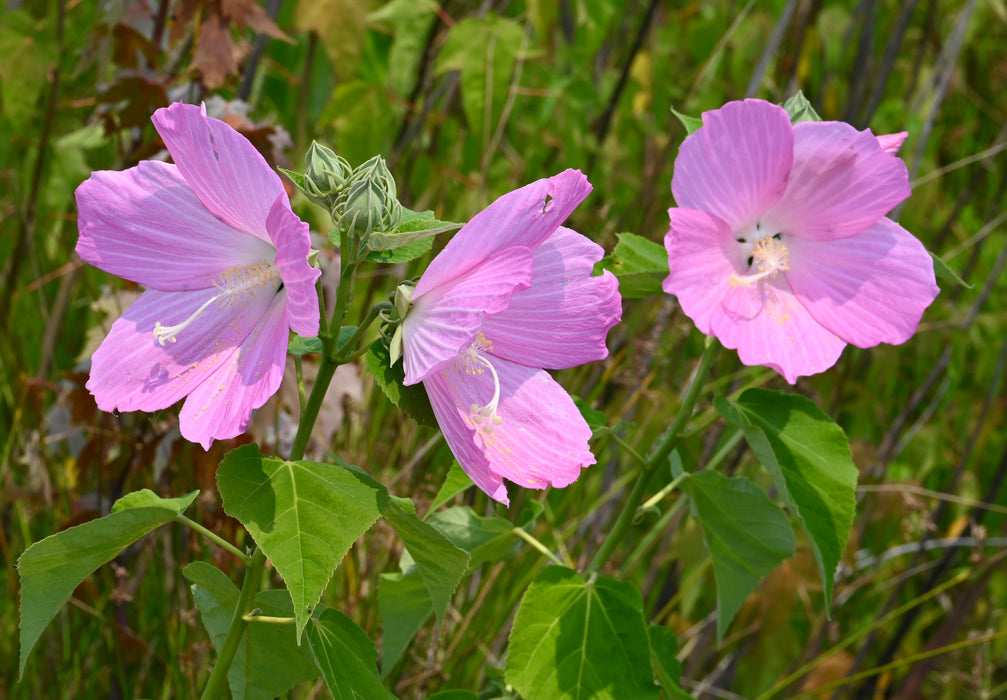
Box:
(663, 99), (939, 383)
(75, 103), (321, 448)
(399, 170), (622, 504)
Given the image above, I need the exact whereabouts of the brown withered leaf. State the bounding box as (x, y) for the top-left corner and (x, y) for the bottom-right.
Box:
(193, 13), (244, 88)
(96, 72), (169, 131)
(221, 0), (291, 40)
(169, 0), (203, 47)
(112, 23), (160, 69)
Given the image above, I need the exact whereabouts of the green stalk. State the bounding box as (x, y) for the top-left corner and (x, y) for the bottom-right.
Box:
(199, 220), (367, 698)
(199, 548), (267, 700)
(289, 357), (338, 462)
(332, 302), (392, 363)
(176, 515), (250, 564)
(586, 336), (720, 577)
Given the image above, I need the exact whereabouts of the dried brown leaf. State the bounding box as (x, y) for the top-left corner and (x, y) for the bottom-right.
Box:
(221, 0), (291, 40)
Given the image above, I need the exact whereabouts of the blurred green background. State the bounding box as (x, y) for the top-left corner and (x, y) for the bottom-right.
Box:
(1, 0), (1005, 698)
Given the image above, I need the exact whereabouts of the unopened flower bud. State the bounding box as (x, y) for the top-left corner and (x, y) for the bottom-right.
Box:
(332, 155), (402, 236)
(303, 141), (351, 202)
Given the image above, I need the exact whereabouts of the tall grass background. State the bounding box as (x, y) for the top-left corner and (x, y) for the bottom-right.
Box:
(1, 0), (1005, 698)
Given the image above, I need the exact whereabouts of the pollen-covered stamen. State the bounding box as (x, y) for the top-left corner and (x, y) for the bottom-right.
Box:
(728, 235), (790, 288)
(153, 261), (280, 345)
(458, 333), (504, 434)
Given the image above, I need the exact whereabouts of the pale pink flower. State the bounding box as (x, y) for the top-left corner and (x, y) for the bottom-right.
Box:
(663, 99), (938, 383)
(400, 170), (621, 504)
(75, 103), (320, 448)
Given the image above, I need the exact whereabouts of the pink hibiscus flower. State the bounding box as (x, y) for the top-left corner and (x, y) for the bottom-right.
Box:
(663, 99), (939, 383)
(75, 103), (321, 448)
(399, 170), (621, 504)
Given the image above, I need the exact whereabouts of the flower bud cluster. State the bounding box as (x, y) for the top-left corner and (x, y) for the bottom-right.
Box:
(332, 155), (403, 237)
(301, 146), (403, 237)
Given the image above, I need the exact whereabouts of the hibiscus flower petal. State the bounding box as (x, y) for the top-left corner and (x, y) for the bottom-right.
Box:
(179, 294), (289, 449)
(266, 195), (321, 337)
(414, 169), (592, 296)
(481, 227), (621, 369)
(786, 217), (939, 348)
(403, 247), (534, 385)
(876, 131), (908, 154)
(424, 372), (510, 505)
(710, 276), (847, 384)
(662, 208), (738, 336)
(75, 161), (273, 290)
(152, 102), (284, 243)
(428, 357), (594, 502)
(672, 99), (793, 233)
(87, 282), (281, 414)
(767, 121), (910, 241)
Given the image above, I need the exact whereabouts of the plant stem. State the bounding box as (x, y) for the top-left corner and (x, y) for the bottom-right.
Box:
(513, 527), (566, 567)
(176, 515), (250, 564)
(242, 614), (296, 625)
(287, 222), (372, 462)
(332, 302), (392, 363)
(289, 351), (338, 462)
(199, 548), (267, 700)
(586, 336), (720, 577)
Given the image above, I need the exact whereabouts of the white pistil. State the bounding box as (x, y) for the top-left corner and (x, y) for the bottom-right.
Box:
(153, 261), (279, 345)
(459, 333), (503, 434)
(728, 236), (790, 288)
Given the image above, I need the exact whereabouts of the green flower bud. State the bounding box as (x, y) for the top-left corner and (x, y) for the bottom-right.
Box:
(303, 141), (351, 202)
(332, 155), (402, 236)
(381, 282), (415, 366)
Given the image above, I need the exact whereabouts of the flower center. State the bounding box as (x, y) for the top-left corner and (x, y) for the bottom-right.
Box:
(728, 233), (790, 288)
(153, 261), (280, 345)
(458, 333), (503, 435)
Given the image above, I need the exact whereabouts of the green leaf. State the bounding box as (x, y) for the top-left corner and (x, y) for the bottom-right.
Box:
(782, 91), (822, 123)
(671, 107), (703, 135)
(715, 389), (857, 606)
(598, 232), (669, 299)
(366, 207), (462, 256)
(288, 335), (324, 355)
(368, 0), (440, 95)
(17, 489), (198, 677)
(290, 327), (358, 356)
(306, 608), (397, 700)
(217, 444), (389, 640)
(110, 488), (199, 513)
(506, 567), (660, 700)
(429, 461), (474, 512)
(184, 562), (319, 700)
(648, 625), (695, 700)
(425, 506), (519, 569)
(574, 396), (636, 438)
(930, 251), (971, 288)
(385, 501), (469, 623)
(435, 16), (524, 138)
(365, 337), (438, 428)
(368, 0), (440, 24)
(365, 235), (435, 264)
(428, 691), (480, 700)
(378, 572), (434, 676)
(681, 471), (795, 641)
(0, 10), (58, 130)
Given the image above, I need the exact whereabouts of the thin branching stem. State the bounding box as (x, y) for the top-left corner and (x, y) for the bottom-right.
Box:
(586, 337), (719, 577)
